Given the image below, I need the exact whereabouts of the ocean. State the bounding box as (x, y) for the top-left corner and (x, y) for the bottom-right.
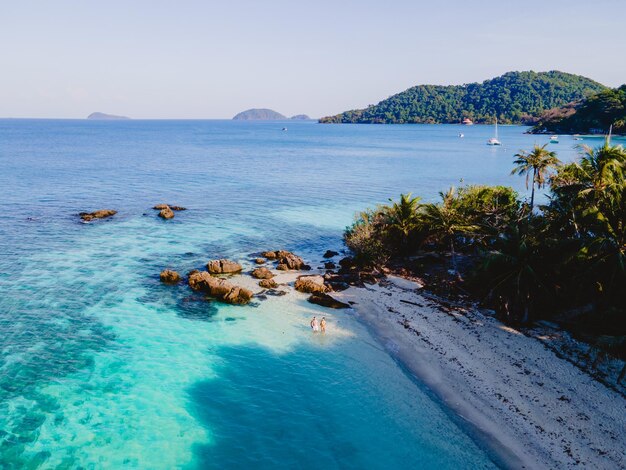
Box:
(0, 119), (598, 468)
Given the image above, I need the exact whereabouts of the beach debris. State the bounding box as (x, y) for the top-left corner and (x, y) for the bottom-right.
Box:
(188, 271), (252, 305)
(295, 275), (328, 294)
(206, 259), (243, 274)
(323, 250), (339, 258)
(79, 209), (117, 221)
(251, 267), (274, 279)
(160, 269), (181, 284)
(307, 292), (350, 309)
(259, 278), (278, 289)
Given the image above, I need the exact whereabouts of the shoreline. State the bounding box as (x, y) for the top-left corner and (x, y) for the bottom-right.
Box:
(334, 277), (626, 469)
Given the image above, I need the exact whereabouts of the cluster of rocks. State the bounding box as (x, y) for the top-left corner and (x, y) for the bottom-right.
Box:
(188, 270), (253, 305)
(158, 249), (362, 309)
(262, 250), (311, 271)
(79, 209), (117, 221)
(153, 204), (186, 220)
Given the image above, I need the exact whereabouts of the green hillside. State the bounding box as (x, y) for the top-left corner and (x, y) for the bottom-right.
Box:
(320, 71), (606, 125)
(530, 85), (626, 135)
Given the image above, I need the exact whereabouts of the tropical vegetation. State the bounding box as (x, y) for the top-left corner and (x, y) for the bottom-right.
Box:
(531, 85), (626, 135)
(344, 139), (626, 356)
(321, 71), (606, 125)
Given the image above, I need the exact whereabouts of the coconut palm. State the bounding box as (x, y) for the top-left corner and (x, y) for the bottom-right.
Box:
(511, 144), (561, 214)
(385, 193), (422, 251)
(421, 187), (478, 276)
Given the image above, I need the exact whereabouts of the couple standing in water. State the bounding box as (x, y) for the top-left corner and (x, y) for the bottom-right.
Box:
(310, 316), (326, 333)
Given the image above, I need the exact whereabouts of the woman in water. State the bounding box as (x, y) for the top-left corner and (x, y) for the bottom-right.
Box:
(310, 316), (319, 332)
(320, 317), (326, 333)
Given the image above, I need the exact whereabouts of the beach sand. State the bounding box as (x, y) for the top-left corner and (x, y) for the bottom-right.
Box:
(334, 277), (626, 469)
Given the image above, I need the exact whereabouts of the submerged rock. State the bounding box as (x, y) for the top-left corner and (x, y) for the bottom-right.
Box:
(153, 204), (169, 210)
(324, 261), (336, 270)
(79, 209), (117, 221)
(206, 259), (243, 274)
(259, 278), (278, 289)
(188, 271), (253, 305)
(169, 206), (186, 211)
(294, 275), (327, 294)
(254, 258), (266, 265)
(160, 269), (181, 284)
(252, 267), (274, 279)
(153, 204), (186, 211)
(308, 292), (350, 309)
(159, 207), (175, 219)
(323, 250), (339, 258)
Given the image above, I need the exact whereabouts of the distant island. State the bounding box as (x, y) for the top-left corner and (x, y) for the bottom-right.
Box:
(87, 112), (130, 120)
(232, 109), (312, 121)
(320, 71), (606, 125)
(530, 85), (626, 135)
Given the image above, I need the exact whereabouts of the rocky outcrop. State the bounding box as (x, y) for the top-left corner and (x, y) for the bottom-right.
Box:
(323, 250), (339, 258)
(259, 278), (278, 289)
(188, 271), (252, 305)
(153, 204), (169, 210)
(251, 267), (274, 279)
(294, 275), (327, 294)
(160, 269), (181, 284)
(206, 259), (242, 274)
(264, 250), (310, 270)
(79, 209), (117, 221)
(254, 258), (266, 264)
(308, 292), (350, 309)
(159, 206), (175, 219)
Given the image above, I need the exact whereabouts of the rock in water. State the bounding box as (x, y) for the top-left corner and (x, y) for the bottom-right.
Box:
(254, 258), (265, 264)
(159, 207), (175, 219)
(153, 204), (169, 210)
(259, 278), (278, 289)
(251, 267), (274, 279)
(160, 269), (181, 284)
(323, 250), (339, 258)
(206, 259), (243, 274)
(294, 275), (327, 294)
(308, 293), (350, 309)
(169, 206), (186, 211)
(188, 271), (252, 305)
(79, 209), (117, 221)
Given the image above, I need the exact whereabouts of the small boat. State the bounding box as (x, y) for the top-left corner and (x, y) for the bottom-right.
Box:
(486, 118), (502, 146)
(550, 135), (559, 143)
(458, 133), (464, 138)
(462, 118), (474, 125)
(573, 134), (583, 141)
(282, 127), (288, 131)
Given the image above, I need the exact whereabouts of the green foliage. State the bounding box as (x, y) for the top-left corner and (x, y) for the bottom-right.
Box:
(345, 143), (626, 333)
(531, 85), (626, 134)
(320, 71), (606, 125)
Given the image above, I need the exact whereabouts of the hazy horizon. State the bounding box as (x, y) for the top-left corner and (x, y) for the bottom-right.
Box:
(2, 0), (625, 119)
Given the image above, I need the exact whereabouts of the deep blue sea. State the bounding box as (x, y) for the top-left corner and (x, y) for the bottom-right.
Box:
(0, 119), (607, 468)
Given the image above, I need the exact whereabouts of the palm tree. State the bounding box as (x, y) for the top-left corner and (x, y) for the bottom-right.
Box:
(511, 144), (561, 215)
(385, 193), (422, 251)
(421, 187), (478, 277)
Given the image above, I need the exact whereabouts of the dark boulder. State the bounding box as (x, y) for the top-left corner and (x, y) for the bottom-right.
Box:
(323, 250), (339, 258)
(308, 293), (350, 309)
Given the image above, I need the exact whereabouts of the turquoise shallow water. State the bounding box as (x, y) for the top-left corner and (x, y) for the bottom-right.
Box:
(0, 120), (600, 468)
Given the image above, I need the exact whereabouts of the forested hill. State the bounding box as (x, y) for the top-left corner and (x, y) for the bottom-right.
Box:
(320, 71), (606, 125)
(530, 85), (626, 135)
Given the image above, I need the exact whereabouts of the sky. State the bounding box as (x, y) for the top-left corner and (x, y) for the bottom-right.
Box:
(1, 0), (625, 119)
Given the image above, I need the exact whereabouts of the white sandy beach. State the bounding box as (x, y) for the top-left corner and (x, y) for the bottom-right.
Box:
(334, 277), (626, 469)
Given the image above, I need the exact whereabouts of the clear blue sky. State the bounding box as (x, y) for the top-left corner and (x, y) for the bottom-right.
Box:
(1, 0), (624, 119)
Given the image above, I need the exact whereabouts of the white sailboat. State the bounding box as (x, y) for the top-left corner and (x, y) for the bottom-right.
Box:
(486, 117), (502, 146)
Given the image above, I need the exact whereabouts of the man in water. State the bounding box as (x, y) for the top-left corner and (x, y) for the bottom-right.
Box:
(310, 316), (319, 332)
(320, 317), (326, 333)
